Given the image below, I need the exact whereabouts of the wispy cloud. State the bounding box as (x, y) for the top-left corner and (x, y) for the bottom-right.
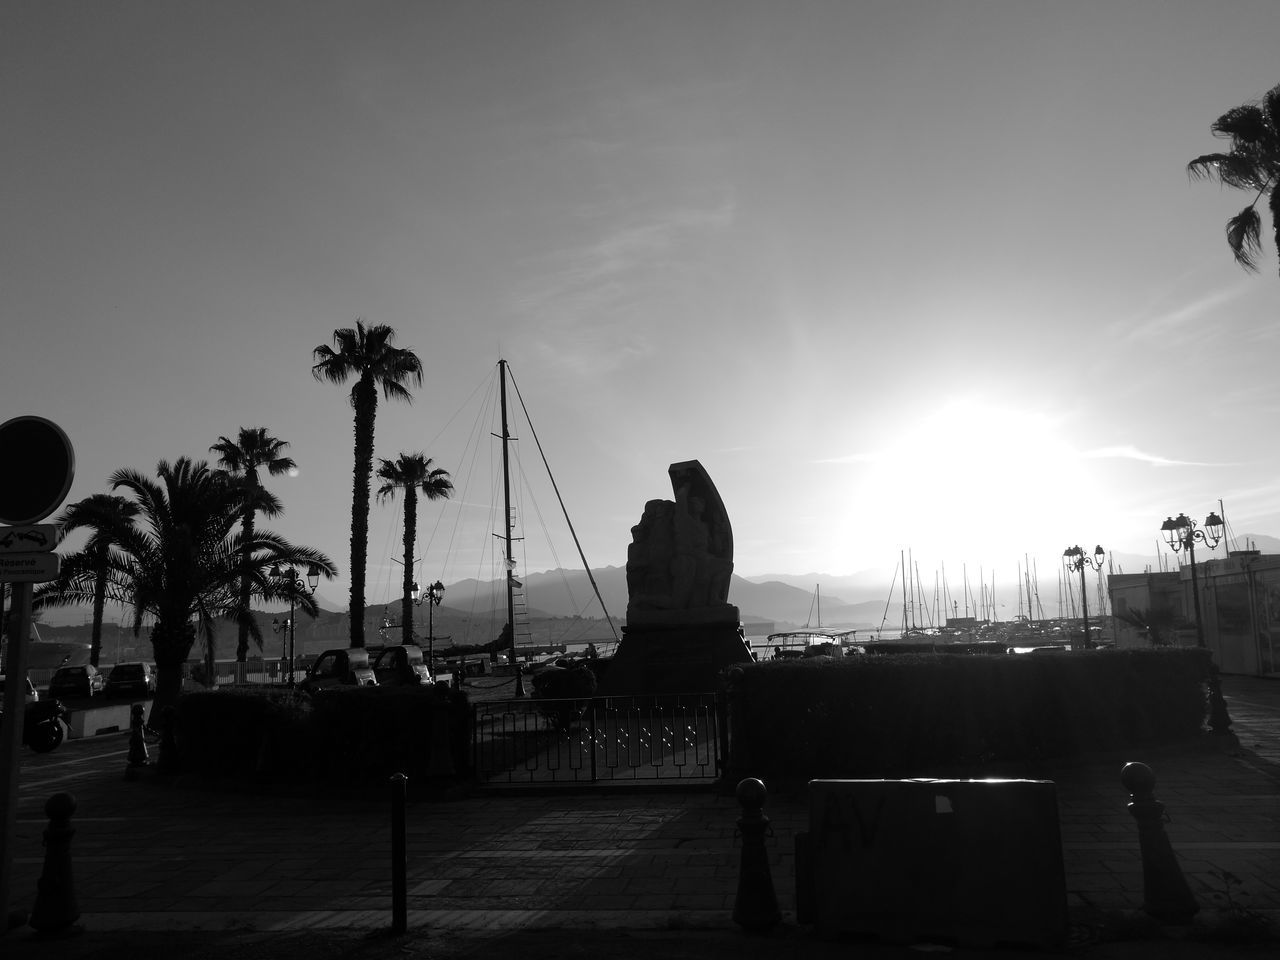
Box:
(1082, 445), (1225, 467)
(813, 452), (881, 465)
(513, 192), (736, 376)
(1113, 285), (1248, 347)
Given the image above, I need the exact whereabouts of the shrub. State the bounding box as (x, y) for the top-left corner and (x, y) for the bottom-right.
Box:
(174, 683), (470, 785)
(175, 688), (312, 779)
(727, 648), (1215, 781)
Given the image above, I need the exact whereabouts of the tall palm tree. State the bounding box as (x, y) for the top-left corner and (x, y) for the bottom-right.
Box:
(210, 427), (296, 662)
(1188, 82), (1280, 274)
(43, 494), (141, 667)
(313, 320), (423, 648)
(376, 453), (453, 644)
(35, 458), (335, 721)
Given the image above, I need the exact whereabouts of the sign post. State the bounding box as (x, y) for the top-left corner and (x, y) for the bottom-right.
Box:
(0, 416), (75, 931)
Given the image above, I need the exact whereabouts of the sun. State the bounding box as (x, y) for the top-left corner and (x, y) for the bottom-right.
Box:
(842, 395), (1101, 571)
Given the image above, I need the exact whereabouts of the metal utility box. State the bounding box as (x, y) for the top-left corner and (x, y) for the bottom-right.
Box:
(797, 778), (1067, 948)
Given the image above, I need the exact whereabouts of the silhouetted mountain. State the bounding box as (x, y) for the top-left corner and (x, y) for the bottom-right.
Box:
(32, 533), (1280, 633)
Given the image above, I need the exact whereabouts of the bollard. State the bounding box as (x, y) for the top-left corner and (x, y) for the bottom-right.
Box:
(390, 772), (408, 934)
(733, 777), (781, 933)
(28, 792), (81, 934)
(125, 703), (149, 779)
(1121, 762), (1199, 923)
(514, 663), (526, 698)
(1206, 666), (1234, 738)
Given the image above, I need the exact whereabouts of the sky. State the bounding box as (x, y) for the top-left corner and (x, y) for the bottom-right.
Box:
(5, 0), (1280, 616)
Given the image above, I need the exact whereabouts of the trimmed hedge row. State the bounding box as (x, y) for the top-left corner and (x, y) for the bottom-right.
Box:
(727, 647), (1217, 780)
(174, 685), (470, 783)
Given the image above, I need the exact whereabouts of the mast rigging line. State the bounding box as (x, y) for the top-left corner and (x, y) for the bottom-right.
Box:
(505, 364), (620, 643)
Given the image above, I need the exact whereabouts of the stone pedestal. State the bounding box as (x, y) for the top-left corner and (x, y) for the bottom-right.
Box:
(602, 619), (754, 695)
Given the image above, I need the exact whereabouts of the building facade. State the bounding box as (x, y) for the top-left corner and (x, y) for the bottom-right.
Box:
(1107, 551), (1280, 677)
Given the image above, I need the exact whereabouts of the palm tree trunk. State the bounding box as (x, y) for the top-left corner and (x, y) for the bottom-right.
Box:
(90, 546), (108, 668)
(235, 507), (256, 661)
(147, 620), (196, 729)
(401, 487), (416, 644)
(349, 379), (377, 648)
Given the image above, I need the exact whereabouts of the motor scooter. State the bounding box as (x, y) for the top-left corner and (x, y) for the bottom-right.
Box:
(0, 697), (71, 753)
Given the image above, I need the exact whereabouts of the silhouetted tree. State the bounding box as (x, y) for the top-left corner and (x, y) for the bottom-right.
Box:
(312, 321), (423, 648)
(376, 453), (453, 645)
(1188, 82), (1280, 273)
(210, 427), (296, 662)
(35, 458), (335, 722)
(38, 494), (140, 667)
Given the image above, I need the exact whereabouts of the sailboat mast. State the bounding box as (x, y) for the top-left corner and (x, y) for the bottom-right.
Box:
(499, 359), (516, 664)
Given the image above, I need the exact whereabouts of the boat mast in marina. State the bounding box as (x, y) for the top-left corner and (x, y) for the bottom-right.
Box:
(499, 359), (517, 665)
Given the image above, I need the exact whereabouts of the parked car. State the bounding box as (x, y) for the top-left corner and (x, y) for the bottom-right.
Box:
(0, 674), (39, 703)
(371, 645), (432, 686)
(105, 661), (157, 698)
(299, 649), (377, 692)
(48, 663), (105, 699)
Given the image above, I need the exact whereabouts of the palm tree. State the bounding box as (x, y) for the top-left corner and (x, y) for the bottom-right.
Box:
(376, 453), (453, 644)
(36, 458), (335, 721)
(1114, 606), (1185, 647)
(313, 320), (423, 648)
(210, 427), (296, 662)
(42, 494), (141, 667)
(1188, 83), (1280, 274)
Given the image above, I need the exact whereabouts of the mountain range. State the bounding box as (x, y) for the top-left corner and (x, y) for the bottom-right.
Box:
(31, 534), (1280, 636)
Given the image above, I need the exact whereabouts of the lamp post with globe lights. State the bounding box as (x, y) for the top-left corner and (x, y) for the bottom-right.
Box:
(271, 563), (320, 689)
(1159, 512), (1224, 649)
(1062, 544), (1106, 651)
(411, 579), (445, 669)
(1160, 510), (1232, 737)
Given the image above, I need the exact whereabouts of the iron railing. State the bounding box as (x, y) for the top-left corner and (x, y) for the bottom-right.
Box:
(472, 693), (724, 785)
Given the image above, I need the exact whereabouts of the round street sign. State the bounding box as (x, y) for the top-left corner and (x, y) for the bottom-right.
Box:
(0, 416), (76, 525)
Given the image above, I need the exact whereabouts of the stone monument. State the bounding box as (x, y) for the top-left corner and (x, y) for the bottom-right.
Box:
(604, 460), (754, 694)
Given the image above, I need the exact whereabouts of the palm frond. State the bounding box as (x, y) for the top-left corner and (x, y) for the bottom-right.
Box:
(1187, 152), (1267, 190)
(1271, 186), (1280, 278)
(381, 379), (417, 404)
(1212, 104), (1269, 147)
(1226, 205), (1264, 270)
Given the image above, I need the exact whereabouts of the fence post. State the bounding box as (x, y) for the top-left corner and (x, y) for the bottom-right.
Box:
(390, 772), (408, 934)
(589, 699), (598, 783)
(1122, 762), (1199, 923)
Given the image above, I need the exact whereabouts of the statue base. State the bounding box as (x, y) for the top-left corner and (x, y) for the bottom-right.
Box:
(601, 620), (754, 695)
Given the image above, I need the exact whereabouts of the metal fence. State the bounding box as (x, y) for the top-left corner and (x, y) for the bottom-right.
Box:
(472, 693), (724, 786)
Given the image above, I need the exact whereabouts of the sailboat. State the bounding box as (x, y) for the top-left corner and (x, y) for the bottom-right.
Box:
(390, 359), (618, 667)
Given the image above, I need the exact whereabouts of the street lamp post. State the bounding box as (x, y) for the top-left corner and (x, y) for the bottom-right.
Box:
(1159, 512), (1224, 649)
(1159, 511), (1232, 737)
(271, 563), (320, 689)
(271, 613), (291, 683)
(411, 579), (445, 669)
(1062, 544), (1106, 651)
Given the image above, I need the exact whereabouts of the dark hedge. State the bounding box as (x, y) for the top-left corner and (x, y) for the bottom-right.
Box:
(174, 684), (471, 784)
(726, 648), (1217, 781)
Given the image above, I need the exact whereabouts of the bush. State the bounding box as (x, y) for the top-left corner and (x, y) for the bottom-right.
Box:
(727, 648), (1215, 781)
(531, 664), (598, 730)
(175, 688), (312, 779)
(174, 683), (470, 785)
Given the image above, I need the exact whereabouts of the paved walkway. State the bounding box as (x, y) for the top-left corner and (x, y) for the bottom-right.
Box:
(3, 677), (1278, 958)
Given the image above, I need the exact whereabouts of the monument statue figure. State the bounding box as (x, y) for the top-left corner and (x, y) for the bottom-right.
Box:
(626, 460), (738, 625)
